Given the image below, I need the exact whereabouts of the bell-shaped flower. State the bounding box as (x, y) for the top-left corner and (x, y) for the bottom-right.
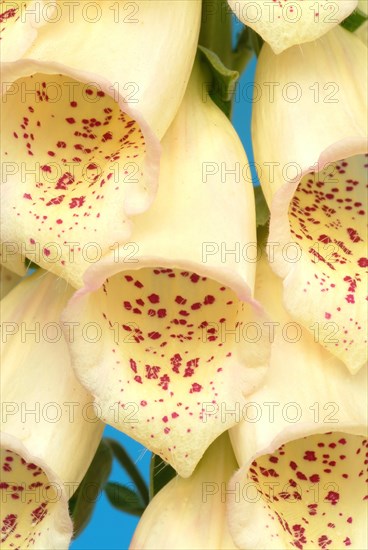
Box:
(0, 270), (104, 548)
(130, 432), (238, 550)
(228, 0), (357, 54)
(228, 257), (367, 550)
(252, 26), (367, 373)
(62, 59), (270, 478)
(0, 0), (201, 287)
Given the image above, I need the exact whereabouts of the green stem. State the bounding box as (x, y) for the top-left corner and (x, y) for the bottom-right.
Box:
(232, 27), (254, 74)
(199, 0), (233, 68)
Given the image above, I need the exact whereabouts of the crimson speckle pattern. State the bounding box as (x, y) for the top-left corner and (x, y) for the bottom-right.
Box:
(0, 448), (57, 548)
(2, 73), (145, 275)
(83, 266), (254, 468)
(288, 155), (367, 360)
(247, 433), (367, 549)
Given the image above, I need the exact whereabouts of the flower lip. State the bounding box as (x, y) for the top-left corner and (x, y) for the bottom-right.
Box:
(268, 146), (368, 373)
(228, 0), (358, 54)
(243, 423), (367, 466)
(75, 252), (260, 307)
(270, 138), (368, 279)
(1, 59), (161, 165)
(228, 428), (368, 550)
(1, 59), (161, 287)
(63, 261), (269, 477)
(0, 432), (72, 549)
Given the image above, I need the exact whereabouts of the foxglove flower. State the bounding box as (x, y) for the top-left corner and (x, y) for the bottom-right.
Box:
(62, 60), (270, 478)
(130, 433), (238, 550)
(0, 0), (201, 287)
(252, 26), (367, 373)
(228, 0), (357, 53)
(1, 270), (103, 548)
(228, 258), (368, 550)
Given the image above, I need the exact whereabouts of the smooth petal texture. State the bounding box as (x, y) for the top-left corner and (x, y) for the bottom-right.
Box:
(252, 26), (368, 373)
(0, 0), (201, 287)
(130, 432), (238, 550)
(0, 0), (49, 62)
(228, 258), (368, 550)
(63, 60), (270, 478)
(0, 270), (103, 548)
(228, 0), (357, 53)
(0, 435), (72, 550)
(0, 266), (21, 299)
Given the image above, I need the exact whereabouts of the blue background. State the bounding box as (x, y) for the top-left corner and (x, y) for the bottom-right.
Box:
(71, 50), (257, 550)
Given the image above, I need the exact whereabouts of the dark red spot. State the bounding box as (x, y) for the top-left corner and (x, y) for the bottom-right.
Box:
(148, 332), (161, 340)
(303, 451), (317, 461)
(325, 491), (340, 505)
(318, 234), (332, 244)
(347, 227), (361, 243)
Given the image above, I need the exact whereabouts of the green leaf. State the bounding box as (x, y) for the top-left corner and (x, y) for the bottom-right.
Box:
(198, 45), (239, 117)
(198, 45), (239, 102)
(254, 186), (270, 228)
(149, 454), (176, 500)
(105, 438), (149, 505)
(105, 482), (145, 516)
(68, 439), (113, 539)
(340, 8), (367, 32)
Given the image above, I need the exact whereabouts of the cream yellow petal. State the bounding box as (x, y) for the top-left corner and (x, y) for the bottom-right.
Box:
(0, 434), (73, 549)
(62, 59), (270, 478)
(228, 0), (357, 53)
(228, 257), (367, 549)
(130, 433), (238, 550)
(0, 271), (103, 548)
(252, 26), (368, 372)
